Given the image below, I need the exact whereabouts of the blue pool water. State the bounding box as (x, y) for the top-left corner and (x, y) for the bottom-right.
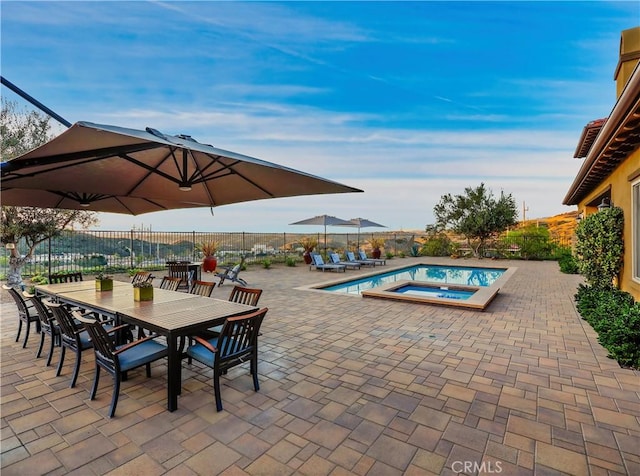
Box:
(394, 285), (475, 300)
(322, 264), (506, 295)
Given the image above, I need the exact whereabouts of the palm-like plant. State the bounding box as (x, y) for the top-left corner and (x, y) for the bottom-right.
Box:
(198, 241), (218, 257)
(299, 236), (318, 253)
(368, 237), (385, 250)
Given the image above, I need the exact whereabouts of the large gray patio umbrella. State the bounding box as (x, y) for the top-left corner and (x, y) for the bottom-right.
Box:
(0, 121), (363, 214)
(290, 214), (353, 255)
(336, 217), (387, 247)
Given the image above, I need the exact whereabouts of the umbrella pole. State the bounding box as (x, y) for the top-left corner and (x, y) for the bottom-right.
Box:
(324, 225), (327, 257)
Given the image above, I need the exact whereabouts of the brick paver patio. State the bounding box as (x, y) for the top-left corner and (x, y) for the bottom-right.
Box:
(1, 257), (638, 475)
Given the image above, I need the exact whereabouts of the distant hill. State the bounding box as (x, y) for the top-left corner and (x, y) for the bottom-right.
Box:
(521, 211), (579, 244)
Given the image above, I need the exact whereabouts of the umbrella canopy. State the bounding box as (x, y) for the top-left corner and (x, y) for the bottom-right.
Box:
(290, 214), (353, 255)
(336, 217), (387, 246)
(0, 121), (363, 214)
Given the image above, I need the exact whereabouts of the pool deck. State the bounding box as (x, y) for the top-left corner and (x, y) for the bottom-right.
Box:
(1, 257), (639, 475)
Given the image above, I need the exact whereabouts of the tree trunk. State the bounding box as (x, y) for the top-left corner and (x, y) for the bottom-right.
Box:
(7, 254), (29, 288)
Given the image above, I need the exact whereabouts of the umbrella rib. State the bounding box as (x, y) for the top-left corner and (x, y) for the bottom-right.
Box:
(191, 156), (275, 198)
(119, 148), (178, 195)
(119, 148), (185, 186)
(1, 142), (162, 178)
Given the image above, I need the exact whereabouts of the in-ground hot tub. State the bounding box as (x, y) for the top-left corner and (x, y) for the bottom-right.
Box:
(361, 281), (499, 310)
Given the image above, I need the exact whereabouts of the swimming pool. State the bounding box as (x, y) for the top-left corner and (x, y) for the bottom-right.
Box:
(321, 264), (507, 294)
(310, 263), (515, 310)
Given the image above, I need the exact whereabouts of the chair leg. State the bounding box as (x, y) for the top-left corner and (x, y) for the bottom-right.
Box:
(90, 366), (101, 400)
(109, 374), (121, 418)
(70, 349), (82, 388)
(251, 356), (260, 391)
(145, 362), (151, 378)
(56, 346), (66, 376)
(22, 320), (30, 348)
(46, 333), (56, 367)
(36, 331), (45, 358)
(15, 320), (22, 342)
(213, 371), (223, 412)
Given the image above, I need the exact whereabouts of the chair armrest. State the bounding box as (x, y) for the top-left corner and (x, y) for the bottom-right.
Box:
(192, 335), (218, 353)
(113, 333), (162, 354)
(107, 324), (133, 334)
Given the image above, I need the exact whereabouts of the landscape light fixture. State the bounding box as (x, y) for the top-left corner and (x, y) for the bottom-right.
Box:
(597, 197), (612, 211)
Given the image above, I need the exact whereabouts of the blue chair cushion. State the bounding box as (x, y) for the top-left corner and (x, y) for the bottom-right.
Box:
(79, 330), (93, 350)
(206, 324), (223, 335)
(186, 337), (220, 367)
(117, 340), (168, 372)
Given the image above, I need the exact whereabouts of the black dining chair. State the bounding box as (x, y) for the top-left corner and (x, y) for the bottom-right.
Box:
(167, 263), (193, 291)
(189, 280), (216, 297)
(186, 307), (268, 412)
(131, 271), (154, 285)
(43, 300), (93, 388)
(74, 312), (168, 418)
(3, 284), (40, 348)
(23, 291), (60, 366)
(159, 276), (182, 291)
(188, 285), (264, 363)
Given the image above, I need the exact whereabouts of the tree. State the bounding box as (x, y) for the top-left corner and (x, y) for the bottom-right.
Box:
(433, 183), (518, 258)
(1, 99), (98, 286)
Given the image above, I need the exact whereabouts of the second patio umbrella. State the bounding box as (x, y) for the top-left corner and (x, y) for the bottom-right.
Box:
(290, 215), (353, 256)
(337, 217), (387, 247)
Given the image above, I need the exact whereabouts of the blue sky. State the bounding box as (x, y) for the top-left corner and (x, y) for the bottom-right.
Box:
(1, 1), (638, 232)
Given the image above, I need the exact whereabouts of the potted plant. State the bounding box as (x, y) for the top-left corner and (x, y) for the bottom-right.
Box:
(133, 280), (154, 301)
(299, 236), (318, 265)
(95, 271), (114, 292)
(368, 237), (385, 259)
(198, 241), (219, 272)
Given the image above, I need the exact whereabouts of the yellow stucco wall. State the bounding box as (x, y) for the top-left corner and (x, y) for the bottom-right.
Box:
(578, 149), (640, 301)
(616, 27), (640, 97)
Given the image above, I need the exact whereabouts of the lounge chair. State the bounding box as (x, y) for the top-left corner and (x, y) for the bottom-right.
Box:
(346, 251), (376, 267)
(215, 256), (247, 287)
(329, 252), (361, 270)
(310, 253), (346, 272)
(358, 250), (386, 266)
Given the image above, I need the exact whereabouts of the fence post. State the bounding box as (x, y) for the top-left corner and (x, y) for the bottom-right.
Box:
(48, 237), (52, 279)
(129, 230), (134, 269)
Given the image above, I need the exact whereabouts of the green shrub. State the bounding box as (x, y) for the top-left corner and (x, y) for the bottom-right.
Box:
(261, 259), (272, 269)
(285, 257), (297, 267)
(557, 248), (579, 274)
(575, 284), (639, 368)
(421, 233), (452, 257)
(385, 252), (394, 260)
(605, 303), (640, 368)
(29, 274), (49, 284)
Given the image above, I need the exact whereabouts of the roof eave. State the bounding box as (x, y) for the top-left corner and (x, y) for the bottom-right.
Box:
(563, 63), (640, 206)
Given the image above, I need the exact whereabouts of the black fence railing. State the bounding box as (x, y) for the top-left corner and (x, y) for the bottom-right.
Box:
(0, 229), (572, 279)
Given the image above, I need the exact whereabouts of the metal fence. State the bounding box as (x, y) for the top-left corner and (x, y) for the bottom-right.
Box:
(0, 229), (572, 279)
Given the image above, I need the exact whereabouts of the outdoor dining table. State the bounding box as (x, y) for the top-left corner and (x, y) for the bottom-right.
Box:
(35, 281), (257, 411)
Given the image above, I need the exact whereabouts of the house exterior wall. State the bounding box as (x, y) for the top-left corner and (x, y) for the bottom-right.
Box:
(616, 27), (640, 96)
(577, 149), (640, 301)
